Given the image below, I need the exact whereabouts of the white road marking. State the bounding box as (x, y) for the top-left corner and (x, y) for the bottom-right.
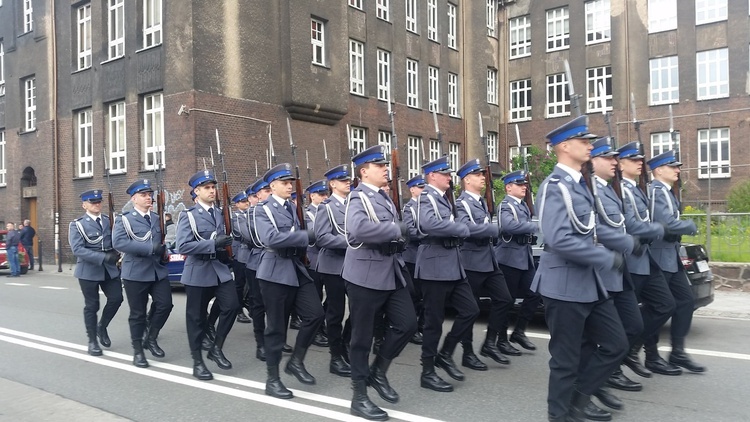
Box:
(0, 327), (445, 422)
(4, 283), (30, 286)
(39, 286), (68, 290)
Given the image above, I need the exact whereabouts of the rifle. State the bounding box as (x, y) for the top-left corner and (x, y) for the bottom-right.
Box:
(323, 139), (331, 168)
(103, 147), (115, 230)
(209, 146), (220, 209)
(599, 82), (623, 212)
(215, 129), (234, 259)
(434, 109), (457, 217)
(305, 150), (312, 186)
(347, 124), (359, 188)
(154, 146), (168, 261)
(287, 118), (307, 230)
(631, 93), (649, 196)
(268, 126), (277, 168)
(388, 89), (403, 219)
(478, 112), (495, 216)
(668, 105), (683, 211)
(564, 60), (581, 117)
(514, 123), (534, 217)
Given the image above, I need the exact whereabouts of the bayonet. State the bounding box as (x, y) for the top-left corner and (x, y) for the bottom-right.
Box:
(323, 139), (331, 168)
(564, 60), (581, 117)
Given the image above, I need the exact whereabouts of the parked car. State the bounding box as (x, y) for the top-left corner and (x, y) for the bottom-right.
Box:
(166, 245), (185, 288)
(680, 242), (714, 310)
(0, 230), (31, 275)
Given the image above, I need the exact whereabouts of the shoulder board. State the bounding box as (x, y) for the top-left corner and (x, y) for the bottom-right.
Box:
(258, 199), (270, 206)
(101, 215), (110, 220)
(185, 206), (197, 212)
(73, 216), (83, 222)
(321, 198), (332, 205)
(548, 176), (561, 183)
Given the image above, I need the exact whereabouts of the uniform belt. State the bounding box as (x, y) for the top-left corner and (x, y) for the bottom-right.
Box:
(362, 240), (406, 256)
(464, 238), (491, 246)
(194, 253), (217, 261)
(422, 237), (463, 248)
(265, 247), (303, 258)
(502, 234), (537, 245)
(663, 234), (682, 243)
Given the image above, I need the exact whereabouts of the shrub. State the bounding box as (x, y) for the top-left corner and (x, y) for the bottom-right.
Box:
(727, 180), (750, 213)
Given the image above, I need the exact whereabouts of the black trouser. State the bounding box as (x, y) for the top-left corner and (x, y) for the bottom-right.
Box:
(78, 272), (123, 338)
(404, 262), (424, 331)
(23, 243), (34, 269)
(632, 263), (676, 344)
(543, 296), (628, 420)
(499, 264), (542, 325)
(123, 277), (173, 343)
(420, 279), (479, 359)
(248, 267), (266, 346)
(321, 272), (351, 354)
(463, 269), (513, 343)
(645, 264), (694, 347)
(184, 280), (239, 353)
(346, 281), (417, 382)
(259, 273), (325, 366)
(232, 259), (249, 309)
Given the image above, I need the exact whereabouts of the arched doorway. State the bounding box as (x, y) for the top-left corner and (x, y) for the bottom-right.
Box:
(21, 167), (38, 262)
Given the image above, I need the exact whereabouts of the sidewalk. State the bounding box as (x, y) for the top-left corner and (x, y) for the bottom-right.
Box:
(694, 289), (750, 320)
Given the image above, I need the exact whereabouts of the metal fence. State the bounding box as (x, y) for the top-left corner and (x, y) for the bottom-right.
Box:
(681, 212), (750, 263)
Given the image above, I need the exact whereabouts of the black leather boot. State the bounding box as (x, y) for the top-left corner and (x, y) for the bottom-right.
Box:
(329, 342), (351, 377)
(312, 329), (329, 347)
(496, 329), (521, 356)
(435, 341), (465, 381)
(285, 347), (316, 385)
(282, 343), (293, 353)
(266, 365), (293, 399)
(420, 357), (453, 392)
(97, 324), (111, 348)
(607, 368), (642, 391)
(568, 390), (593, 422)
(510, 318), (537, 350)
(622, 342), (651, 378)
(87, 334), (103, 356)
(583, 400), (612, 421)
(132, 340), (149, 368)
(256, 345), (267, 362)
(145, 327), (165, 358)
(236, 310), (252, 324)
(367, 355), (398, 403)
(593, 387), (622, 410)
(669, 337), (706, 373)
(192, 350), (213, 380)
(461, 341), (488, 371)
(480, 329), (510, 365)
(207, 336), (232, 370)
(350, 379), (388, 421)
(644, 343), (682, 376)
(409, 331), (424, 345)
(201, 324), (216, 351)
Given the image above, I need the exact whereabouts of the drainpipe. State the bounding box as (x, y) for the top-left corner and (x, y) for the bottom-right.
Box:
(50, 0), (61, 272)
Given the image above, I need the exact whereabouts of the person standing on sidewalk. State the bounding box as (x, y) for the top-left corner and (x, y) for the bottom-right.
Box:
(19, 220), (36, 271)
(5, 223), (22, 277)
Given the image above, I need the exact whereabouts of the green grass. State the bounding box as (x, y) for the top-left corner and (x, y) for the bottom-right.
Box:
(681, 234), (750, 262)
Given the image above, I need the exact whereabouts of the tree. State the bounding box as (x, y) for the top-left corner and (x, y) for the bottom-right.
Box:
(507, 145), (557, 194)
(727, 180), (750, 213)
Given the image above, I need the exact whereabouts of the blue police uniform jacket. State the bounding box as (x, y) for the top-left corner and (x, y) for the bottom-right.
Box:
(341, 183), (406, 291)
(620, 179), (665, 276)
(400, 198), (423, 264)
(253, 196), (311, 286)
(232, 210), (251, 265)
(175, 204), (234, 287)
(648, 179), (697, 273)
(112, 210), (168, 282)
(239, 206), (262, 271)
(414, 185), (470, 281)
(531, 165), (617, 303)
(314, 197), (348, 275)
(305, 204), (321, 270)
(456, 191), (499, 273)
(593, 178), (637, 292)
(69, 214), (120, 280)
(495, 195), (538, 271)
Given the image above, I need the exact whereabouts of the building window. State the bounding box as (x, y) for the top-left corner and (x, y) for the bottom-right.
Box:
(405, 0), (417, 33)
(487, 68), (498, 105)
(407, 136), (420, 178)
(77, 4), (92, 70)
(649, 56), (679, 105)
(546, 73), (570, 118)
(378, 131), (392, 156)
(349, 39), (365, 96)
(24, 77), (36, 131)
(698, 127), (730, 178)
(428, 66), (440, 113)
(377, 49), (391, 102)
(487, 131), (498, 163)
(648, 0), (677, 33)
(377, 0), (389, 21)
(510, 79), (532, 122)
(696, 48), (729, 100)
(509, 15), (531, 59)
(348, 0), (362, 10)
(448, 72), (459, 117)
(509, 146), (531, 171)
(447, 3), (457, 49)
(585, 0), (611, 44)
(311, 18), (326, 66)
(546, 6), (570, 52)
(77, 110), (94, 177)
(143, 93), (164, 170)
(0, 42), (5, 96)
(350, 126), (367, 155)
(0, 131), (5, 186)
(143, 0), (162, 48)
(427, 0), (438, 42)
(429, 139), (440, 161)
(651, 132), (680, 156)
(407, 59), (419, 108)
(486, 0), (496, 37)
(696, 0), (727, 25)
(586, 66), (612, 113)
(449, 142), (460, 184)
(23, 0), (33, 32)
(108, 0), (125, 59)
(108, 102), (127, 173)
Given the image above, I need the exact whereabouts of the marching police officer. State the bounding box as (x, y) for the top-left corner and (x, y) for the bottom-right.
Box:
(616, 142), (676, 377)
(415, 156), (476, 393)
(532, 116), (628, 422)
(112, 179), (173, 368)
(495, 170), (541, 352)
(231, 191), (253, 323)
(244, 179), (271, 361)
(305, 179), (330, 347)
(343, 145), (416, 420)
(175, 170), (238, 381)
(646, 150), (706, 373)
(402, 175), (426, 344)
(69, 190), (123, 356)
(455, 159), (512, 370)
(253, 163), (325, 399)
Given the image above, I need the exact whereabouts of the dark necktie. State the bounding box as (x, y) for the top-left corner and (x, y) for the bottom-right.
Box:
(95, 217), (103, 231)
(479, 197), (488, 213)
(284, 201), (295, 217)
(208, 207), (216, 223)
(378, 189), (394, 213)
(144, 213), (151, 226)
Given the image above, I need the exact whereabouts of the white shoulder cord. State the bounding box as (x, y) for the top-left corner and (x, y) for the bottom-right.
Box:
(251, 206), (268, 248)
(186, 211), (217, 242)
(650, 186), (677, 220)
(499, 201), (519, 244)
(558, 183), (596, 235)
(325, 202), (346, 235)
(231, 212), (243, 237)
(460, 200), (476, 225)
(622, 186), (650, 222)
(75, 221), (104, 245)
(343, 192), (363, 249)
(306, 210), (316, 226)
(121, 215), (153, 242)
(595, 195), (625, 228)
(246, 207), (264, 248)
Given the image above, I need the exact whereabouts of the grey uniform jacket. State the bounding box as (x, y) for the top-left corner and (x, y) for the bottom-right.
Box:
(400, 198), (422, 264)
(175, 205), (233, 287)
(495, 195), (538, 271)
(621, 179), (665, 275)
(530, 166), (618, 303)
(69, 214), (120, 280)
(112, 210), (168, 282)
(414, 185), (470, 281)
(305, 204), (321, 270)
(232, 211), (251, 265)
(254, 198), (311, 286)
(593, 179), (637, 292)
(648, 180), (697, 273)
(341, 184), (405, 291)
(243, 206), (262, 271)
(456, 192), (499, 273)
(314, 197), (348, 275)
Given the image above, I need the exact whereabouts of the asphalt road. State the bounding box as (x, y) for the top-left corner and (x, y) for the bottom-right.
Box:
(1, 270), (749, 422)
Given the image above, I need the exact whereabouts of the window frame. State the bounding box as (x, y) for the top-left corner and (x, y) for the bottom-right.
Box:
(311, 18), (326, 66)
(377, 0), (390, 22)
(585, 0), (611, 45)
(447, 3), (457, 49)
(143, 93), (165, 170)
(648, 0), (677, 33)
(509, 145), (531, 171)
(429, 139), (440, 161)
(510, 79), (532, 122)
(649, 56), (679, 105)
(23, 0), (33, 33)
(487, 131), (498, 163)
(487, 68), (498, 105)
(407, 136), (421, 178)
(650, 131), (680, 157)
(348, 0), (362, 10)
(143, 0), (162, 48)
(427, 0), (438, 42)
(486, 0), (496, 37)
(377, 49), (391, 102)
(695, 0), (727, 25)
(350, 126), (367, 155)
(349, 39), (365, 96)
(24, 77), (36, 132)
(428, 66), (440, 113)
(0, 41), (5, 96)
(696, 48), (729, 100)
(406, 58), (419, 109)
(108, 0), (125, 60)
(698, 127), (731, 179)
(0, 131), (6, 187)
(546, 73), (571, 118)
(378, 131), (392, 156)
(77, 4), (92, 71)
(77, 109), (94, 178)
(448, 72), (459, 117)
(509, 15), (531, 59)
(586, 66), (612, 113)
(108, 102), (127, 174)
(546, 6), (570, 52)
(405, 0), (418, 34)
(449, 142), (460, 184)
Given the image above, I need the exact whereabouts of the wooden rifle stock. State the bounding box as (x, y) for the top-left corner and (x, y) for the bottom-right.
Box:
(220, 181), (234, 258)
(295, 179), (306, 230)
(107, 192), (115, 230)
(523, 173), (534, 217)
(483, 165), (496, 216)
(390, 153), (403, 220)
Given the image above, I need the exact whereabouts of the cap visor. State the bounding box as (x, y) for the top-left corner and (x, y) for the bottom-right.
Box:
(667, 161), (682, 167)
(621, 154), (645, 160)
